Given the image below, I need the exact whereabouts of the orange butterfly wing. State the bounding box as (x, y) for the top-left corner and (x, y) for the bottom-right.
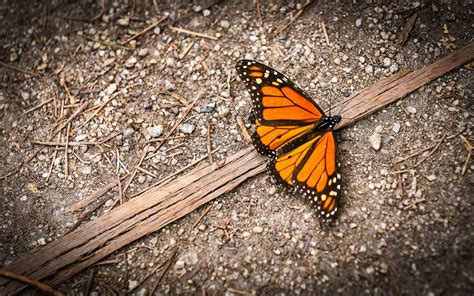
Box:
(236, 60), (325, 157)
(236, 60), (341, 218)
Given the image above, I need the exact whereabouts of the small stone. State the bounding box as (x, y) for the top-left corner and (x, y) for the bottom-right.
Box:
(123, 127), (135, 137)
(202, 9), (211, 17)
(220, 20), (230, 29)
(106, 83), (117, 95)
(37, 237), (46, 245)
(184, 249), (199, 265)
(331, 77), (338, 83)
(125, 57), (137, 68)
(406, 106), (417, 114)
(117, 17), (130, 26)
(366, 266), (375, 274)
(365, 65), (373, 75)
(358, 56), (366, 63)
(105, 199), (114, 207)
(355, 18), (362, 27)
(252, 226), (263, 233)
(75, 134), (87, 141)
(360, 244), (367, 253)
(128, 280), (138, 290)
(369, 132), (382, 151)
(242, 231), (251, 238)
(342, 54), (349, 62)
(390, 63), (399, 73)
(174, 260), (185, 269)
(138, 48), (149, 57)
(200, 102), (216, 113)
(80, 166), (92, 175)
(147, 125), (163, 138)
(21, 91), (30, 100)
(20, 195), (28, 201)
(334, 57), (341, 65)
(180, 123), (195, 134)
(153, 27), (161, 35)
(166, 57), (175, 67)
(368, 183), (375, 190)
(426, 174), (437, 182)
(435, 85), (443, 93)
(392, 122), (401, 133)
(137, 175), (146, 184)
(218, 106), (230, 117)
(383, 57), (391, 67)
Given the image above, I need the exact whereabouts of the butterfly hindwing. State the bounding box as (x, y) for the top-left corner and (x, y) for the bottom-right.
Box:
(269, 131), (340, 218)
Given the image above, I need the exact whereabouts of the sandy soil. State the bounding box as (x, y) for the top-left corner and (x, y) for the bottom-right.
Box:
(0, 0), (473, 294)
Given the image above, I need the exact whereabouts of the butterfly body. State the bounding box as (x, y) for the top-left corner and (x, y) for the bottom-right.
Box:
(236, 60), (341, 218)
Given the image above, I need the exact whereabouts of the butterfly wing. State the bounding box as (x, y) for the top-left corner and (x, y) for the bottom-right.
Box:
(236, 60), (325, 157)
(269, 131), (341, 218)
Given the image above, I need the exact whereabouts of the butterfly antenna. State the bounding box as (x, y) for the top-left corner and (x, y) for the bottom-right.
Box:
(335, 94), (356, 117)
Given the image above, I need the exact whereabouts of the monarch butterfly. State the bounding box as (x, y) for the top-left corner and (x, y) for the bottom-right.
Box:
(235, 60), (341, 218)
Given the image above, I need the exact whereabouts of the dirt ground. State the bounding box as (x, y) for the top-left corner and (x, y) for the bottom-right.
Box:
(1, 0), (473, 295)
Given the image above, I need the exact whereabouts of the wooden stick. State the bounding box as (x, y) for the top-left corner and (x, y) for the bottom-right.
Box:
(1, 44), (473, 294)
(120, 15), (168, 45)
(414, 132), (447, 167)
(64, 123), (71, 177)
(192, 205), (212, 228)
(170, 26), (219, 40)
(321, 22), (330, 46)
(0, 269), (64, 296)
(332, 43), (474, 129)
(24, 98), (54, 114)
(0, 60), (38, 76)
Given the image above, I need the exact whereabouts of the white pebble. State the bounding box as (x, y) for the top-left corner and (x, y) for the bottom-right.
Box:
(365, 65), (373, 75)
(106, 83), (117, 95)
(147, 125), (163, 138)
(390, 63), (399, 73)
(252, 226), (263, 233)
(369, 132), (381, 151)
(355, 18), (362, 27)
(220, 20), (230, 29)
(392, 122), (401, 133)
(179, 123), (195, 134)
(383, 57), (391, 67)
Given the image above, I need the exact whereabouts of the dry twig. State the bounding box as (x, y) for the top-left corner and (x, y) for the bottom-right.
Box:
(192, 205), (212, 228)
(120, 15), (168, 45)
(170, 26), (219, 40)
(321, 22), (330, 46)
(459, 135), (472, 175)
(236, 116), (252, 144)
(0, 269), (64, 296)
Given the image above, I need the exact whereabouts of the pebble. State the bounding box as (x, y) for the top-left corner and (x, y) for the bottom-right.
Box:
(166, 57), (175, 67)
(355, 18), (362, 27)
(369, 132), (382, 151)
(218, 106), (230, 117)
(368, 183), (375, 190)
(365, 65), (373, 75)
(117, 17), (129, 26)
(200, 102), (216, 113)
(184, 249), (199, 265)
(334, 57), (341, 65)
(220, 20), (230, 29)
(138, 48), (149, 57)
(81, 166), (92, 175)
(180, 123), (195, 134)
(383, 57), (391, 67)
(426, 174), (437, 182)
(123, 127), (135, 137)
(21, 91), (30, 100)
(106, 83), (117, 95)
(125, 57), (137, 68)
(105, 199), (114, 207)
(390, 63), (399, 73)
(252, 226), (263, 233)
(392, 122), (401, 133)
(20, 195), (28, 201)
(202, 9), (211, 17)
(406, 106), (417, 114)
(37, 237), (46, 245)
(137, 175), (146, 184)
(153, 27), (161, 35)
(128, 280), (138, 290)
(358, 56), (366, 63)
(147, 125), (163, 138)
(175, 260), (185, 269)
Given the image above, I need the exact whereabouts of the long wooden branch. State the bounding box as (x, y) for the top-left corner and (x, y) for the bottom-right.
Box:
(1, 43), (473, 294)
